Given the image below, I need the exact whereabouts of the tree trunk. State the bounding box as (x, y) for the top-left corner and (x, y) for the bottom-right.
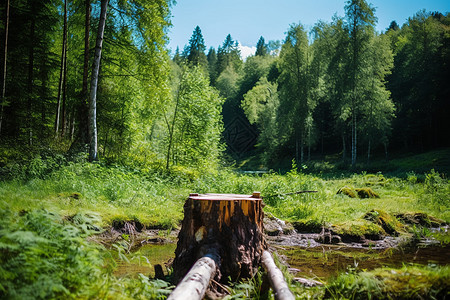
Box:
(165, 82), (182, 169)
(342, 134), (346, 162)
(172, 193), (267, 295)
(261, 251), (295, 300)
(61, 26), (68, 137)
(88, 0), (108, 162)
(384, 142), (388, 161)
(55, 0), (67, 137)
(0, 0), (10, 137)
(27, 2), (36, 146)
(367, 139), (371, 164)
(80, 0), (90, 144)
(351, 115), (357, 167)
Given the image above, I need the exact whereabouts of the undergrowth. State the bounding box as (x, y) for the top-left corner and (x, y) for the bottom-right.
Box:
(0, 208), (174, 299)
(0, 154), (449, 299)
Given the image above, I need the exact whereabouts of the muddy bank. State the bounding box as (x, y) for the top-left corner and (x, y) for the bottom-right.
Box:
(264, 212), (448, 250)
(92, 212), (448, 251)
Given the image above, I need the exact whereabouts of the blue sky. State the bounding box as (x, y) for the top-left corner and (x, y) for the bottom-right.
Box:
(167, 0), (450, 59)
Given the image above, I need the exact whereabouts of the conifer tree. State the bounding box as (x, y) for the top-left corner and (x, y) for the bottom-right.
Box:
(186, 26), (207, 68)
(255, 36), (267, 56)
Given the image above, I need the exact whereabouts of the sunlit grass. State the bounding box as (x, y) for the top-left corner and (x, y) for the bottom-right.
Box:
(1, 161), (448, 229)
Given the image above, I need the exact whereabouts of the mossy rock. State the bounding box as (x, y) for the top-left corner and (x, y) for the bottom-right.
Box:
(337, 187), (357, 198)
(363, 209), (403, 235)
(292, 219), (323, 233)
(264, 214), (295, 236)
(332, 220), (384, 242)
(395, 212), (446, 227)
(337, 187), (379, 199)
(355, 188), (379, 198)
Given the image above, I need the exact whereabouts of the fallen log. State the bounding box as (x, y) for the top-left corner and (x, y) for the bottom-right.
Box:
(261, 250), (295, 300)
(167, 252), (219, 300)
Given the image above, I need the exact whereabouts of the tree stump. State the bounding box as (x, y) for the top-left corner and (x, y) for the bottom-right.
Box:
(171, 192), (267, 290)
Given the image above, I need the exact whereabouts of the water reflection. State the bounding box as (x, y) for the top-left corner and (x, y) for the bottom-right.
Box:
(278, 244), (450, 280)
(114, 243), (176, 278)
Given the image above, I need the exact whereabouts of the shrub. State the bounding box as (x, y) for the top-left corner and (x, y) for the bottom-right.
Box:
(0, 209), (103, 299)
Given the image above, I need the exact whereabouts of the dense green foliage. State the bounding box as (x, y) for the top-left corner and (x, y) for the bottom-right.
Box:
(0, 209), (103, 299)
(1, 0), (448, 169)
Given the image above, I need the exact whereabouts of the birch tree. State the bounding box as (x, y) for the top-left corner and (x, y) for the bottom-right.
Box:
(344, 0), (376, 167)
(88, 0), (108, 161)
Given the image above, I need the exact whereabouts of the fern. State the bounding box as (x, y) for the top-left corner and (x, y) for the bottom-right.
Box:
(0, 209), (103, 299)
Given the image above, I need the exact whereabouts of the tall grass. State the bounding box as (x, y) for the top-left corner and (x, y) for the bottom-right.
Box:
(1, 158), (448, 228)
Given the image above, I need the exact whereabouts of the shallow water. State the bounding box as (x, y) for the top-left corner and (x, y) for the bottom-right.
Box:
(278, 243), (450, 280)
(114, 243), (176, 278)
(114, 240), (449, 281)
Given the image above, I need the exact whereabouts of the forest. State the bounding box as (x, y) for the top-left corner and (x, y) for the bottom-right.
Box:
(0, 0), (449, 299)
(0, 0), (449, 169)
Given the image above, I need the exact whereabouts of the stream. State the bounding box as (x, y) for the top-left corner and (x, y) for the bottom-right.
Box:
(277, 243), (450, 280)
(114, 241), (449, 280)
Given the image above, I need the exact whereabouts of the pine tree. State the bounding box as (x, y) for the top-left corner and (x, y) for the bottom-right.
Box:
(186, 26), (207, 68)
(255, 36), (267, 56)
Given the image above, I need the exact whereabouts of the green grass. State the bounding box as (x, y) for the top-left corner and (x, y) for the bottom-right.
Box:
(1, 158), (448, 228)
(0, 153), (449, 299)
(0, 162), (188, 228)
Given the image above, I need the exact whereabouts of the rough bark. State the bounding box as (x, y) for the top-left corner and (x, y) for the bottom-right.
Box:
(168, 252), (219, 300)
(172, 193), (266, 292)
(261, 250), (295, 300)
(0, 0), (10, 137)
(88, 0), (108, 161)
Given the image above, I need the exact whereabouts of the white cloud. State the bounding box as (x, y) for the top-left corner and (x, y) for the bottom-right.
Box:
(238, 42), (256, 61)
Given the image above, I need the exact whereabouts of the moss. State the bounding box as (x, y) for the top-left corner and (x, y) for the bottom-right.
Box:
(395, 212), (446, 228)
(337, 186), (357, 198)
(355, 187), (379, 198)
(332, 220), (384, 242)
(337, 187), (379, 199)
(363, 209), (403, 235)
(292, 219), (323, 233)
(364, 173), (388, 186)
